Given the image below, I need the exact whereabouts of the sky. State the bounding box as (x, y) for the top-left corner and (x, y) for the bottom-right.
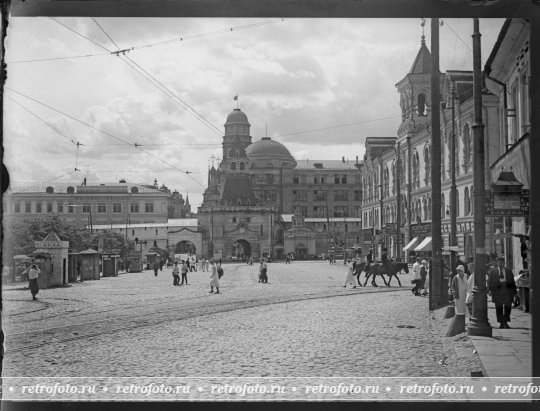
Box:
(4, 17), (506, 208)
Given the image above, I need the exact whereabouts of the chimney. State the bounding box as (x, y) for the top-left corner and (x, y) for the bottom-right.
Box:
(356, 155), (359, 164)
(342, 156), (345, 163)
(83, 177), (87, 186)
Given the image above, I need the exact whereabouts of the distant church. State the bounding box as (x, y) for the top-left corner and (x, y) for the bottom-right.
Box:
(197, 107), (364, 261)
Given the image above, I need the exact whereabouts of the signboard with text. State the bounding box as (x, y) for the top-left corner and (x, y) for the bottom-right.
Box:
(485, 189), (529, 216)
(411, 223), (431, 236)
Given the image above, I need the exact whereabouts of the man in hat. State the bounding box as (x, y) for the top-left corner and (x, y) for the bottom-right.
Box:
(487, 256), (517, 328)
(450, 265), (468, 316)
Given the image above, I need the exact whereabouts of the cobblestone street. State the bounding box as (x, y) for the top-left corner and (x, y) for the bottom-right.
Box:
(2, 261), (484, 384)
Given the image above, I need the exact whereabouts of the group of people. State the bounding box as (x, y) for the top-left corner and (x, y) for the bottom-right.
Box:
(170, 259), (223, 293)
(411, 257), (429, 296)
(450, 256), (517, 329)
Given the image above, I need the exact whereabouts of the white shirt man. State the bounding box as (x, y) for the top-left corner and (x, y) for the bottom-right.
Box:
(412, 258), (422, 281)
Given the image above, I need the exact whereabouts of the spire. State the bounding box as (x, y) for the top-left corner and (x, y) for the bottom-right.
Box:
(408, 19), (432, 75)
(185, 194), (190, 205)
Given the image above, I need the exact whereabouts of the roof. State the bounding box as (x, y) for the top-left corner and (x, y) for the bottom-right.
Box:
(246, 137), (295, 160)
(220, 175), (255, 203)
(409, 38), (432, 74)
(92, 219), (199, 230)
(295, 159), (361, 170)
(365, 137), (397, 159)
(7, 182), (168, 195)
(42, 232), (61, 242)
(281, 214), (362, 223)
(225, 108), (250, 125)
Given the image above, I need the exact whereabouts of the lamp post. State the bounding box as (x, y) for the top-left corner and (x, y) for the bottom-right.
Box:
(467, 18), (492, 337)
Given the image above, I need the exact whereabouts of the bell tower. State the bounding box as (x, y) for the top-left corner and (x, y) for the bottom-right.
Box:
(221, 107), (252, 173)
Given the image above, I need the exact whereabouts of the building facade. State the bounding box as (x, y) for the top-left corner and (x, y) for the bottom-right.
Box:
(361, 32), (503, 263)
(198, 108), (364, 261)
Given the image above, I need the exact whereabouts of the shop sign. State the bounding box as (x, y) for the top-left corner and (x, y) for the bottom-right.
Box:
(485, 189), (529, 216)
(383, 223), (397, 235)
(411, 223), (431, 236)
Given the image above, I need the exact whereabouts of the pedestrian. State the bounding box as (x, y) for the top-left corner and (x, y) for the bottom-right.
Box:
(27, 264), (41, 300)
(456, 255), (470, 276)
(153, 260), (159, 277)
(450, 265), (468, 316)
(285, 254), (290, 264)
(191, 258), (197, 272)
(343, 260), (357, 288)
(411, 257), (422, 295)
(209, 259), (220, 294)
(466, 261), (475, 317)
(205, 259), (210, 272)
(181, 260), (189, 285)
(186, 258), (191, 272)
(219, 257), (222, 266)
(487, 256), (517, 329)
(172, 261), (180, 286)
(159, 258), (164, 271)
(258, 258), (267, 283)
(418, 259), (428, 296)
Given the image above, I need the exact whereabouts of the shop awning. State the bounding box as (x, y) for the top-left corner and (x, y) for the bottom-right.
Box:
(414, 237), (432, 252)
(403, 237), (419, 252)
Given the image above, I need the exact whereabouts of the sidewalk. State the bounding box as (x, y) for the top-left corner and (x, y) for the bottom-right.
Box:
(468, 302), (532, 377)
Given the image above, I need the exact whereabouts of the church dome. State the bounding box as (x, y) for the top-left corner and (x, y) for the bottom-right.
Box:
(246, 137), (296, 169)
(225, 108), (250, 125)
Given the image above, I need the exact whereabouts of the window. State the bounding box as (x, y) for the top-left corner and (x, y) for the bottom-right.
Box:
(334, 190), (348, 201)
(240, 162), (245, 170)
(462, 125), (471, 173)
(231, 162), (236, 171)
(293, 190), (307, 201)
(113, 203), (122, 213)
(313, 190), (326, 201)
(68, 204), (74, 213)
(354, 190), (361, 201)
(98, 203), (106, 213)
(424, 146), (431, 185)
(334, 206), (348, 217)
(145, 203), (154, 213)
(417, 93), (427, 116)
(441, 193), (446, 218)
(82, 203), (91, 213)
(266, 174), (274, 184)
(412, 151), (420, 189)
(263, 190), (276, 201)
(464, 187), (471, 216)
(321, 176), (326, 184)
(131, 203), (139, 213)
(314, 176), (319, 184)
(57, 203), (63, 213)
(313, 206), (327, 218)
(293, 175), (299, 184)
(47, 202), (53, 213)
(334, 174), (340, 184)
(15, 202), (21, 213)
(341, 175), (347, 184)
(246, 217), (251, 223)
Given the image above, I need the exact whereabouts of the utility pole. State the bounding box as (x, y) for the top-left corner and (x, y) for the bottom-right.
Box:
(450, 83), (458, 274)
(467, 18), (492, 337)
(396, 142), (402, 262)
(430, 18), (443, 310)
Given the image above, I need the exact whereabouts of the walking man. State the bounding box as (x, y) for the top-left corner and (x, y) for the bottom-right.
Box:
(487, 256), (517, 328)
(27, 264), (41, 300)
(172, 262), (180, 286)
(153, 260), (159, 277)
(209, 259), (220, 294)
(181, 260), (189, 285)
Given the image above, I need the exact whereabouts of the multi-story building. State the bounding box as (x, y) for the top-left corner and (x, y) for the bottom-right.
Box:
(483, 18), (531, 272)
(361, 31), (503, 263)
(198, 108), (363, 261)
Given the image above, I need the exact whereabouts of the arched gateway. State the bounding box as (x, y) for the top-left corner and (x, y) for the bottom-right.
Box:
(176, 240), (196, 254)
(232, 239), (251, 261)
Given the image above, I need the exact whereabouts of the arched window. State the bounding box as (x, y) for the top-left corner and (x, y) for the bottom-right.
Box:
(237, 198), (242, 205)
(441, 193), (446, 217)
(464, 187), (470, 215)
(412, 151), (420, 189)
(131, 186), (139, 194)
(231, 162), (236, 171)
(240, 162), (245, 170)
(441, 141), (446, 180)
(424, 146), (431, 186)
(423, 197), (428, 222)
(462, 124), (472, 173)
(427, 195), (432, 220)
(384, 166), (389, 197)
(391, 162), (396, 195)
(417, 93), (427, 116)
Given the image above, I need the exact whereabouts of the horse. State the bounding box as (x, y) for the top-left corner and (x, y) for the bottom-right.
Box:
(353, 261), (368, 286)
(363, 263), (388, 287)
(384, 262), (409, 286)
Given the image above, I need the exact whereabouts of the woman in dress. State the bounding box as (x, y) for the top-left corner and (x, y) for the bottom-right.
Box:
(450, 265), (468, 316)
(343, 260), (357, 288)
(209, 259), (220, 294)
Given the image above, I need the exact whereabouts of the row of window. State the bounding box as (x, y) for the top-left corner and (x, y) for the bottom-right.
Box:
(292, 174), (358, 185)
(292, 190), (361, 202)
(14, 202), (158, 214)
(292, 206), (350, 218)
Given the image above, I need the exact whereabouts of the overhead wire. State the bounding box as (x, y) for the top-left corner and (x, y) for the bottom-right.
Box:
(5, 87), (204, 186)
(7, 19), (284, 64)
